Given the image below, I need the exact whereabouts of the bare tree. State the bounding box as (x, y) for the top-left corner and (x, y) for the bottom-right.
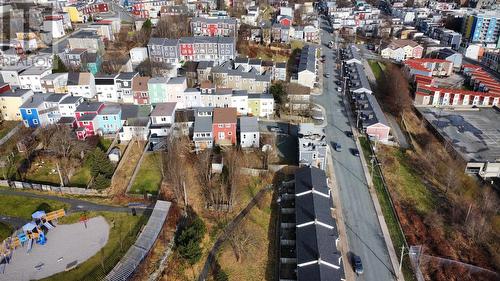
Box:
(154, 16), (190, 38)
(377, 64), (412, 118)
(223, 148), (242, 207)
(37, 125), (58, 150)
(228, 225), (256, 262)
(47, 125), (88, 185)
(161, 136), (189, 207)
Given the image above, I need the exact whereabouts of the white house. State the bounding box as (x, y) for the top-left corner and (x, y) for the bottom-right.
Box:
(58, 95), (84, 117)
(43, 16), (65, 39)
(231, 90), (249, 115)
(19, 66), (52, 92)
(130, 47), (148, 66)
(183, 88), (202, 108)
(96, 74), (119, 102)
(239, 116), (259, 148)
(0, 66), (28, 87)
(150, 102), (177, 138)
(166, 77), (187, 105)
(67, 72), (97, 99)
(297, 45), (317, 89)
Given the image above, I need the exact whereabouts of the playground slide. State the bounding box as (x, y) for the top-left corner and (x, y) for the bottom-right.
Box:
(43, 222), (54, 230)
(27, 239), (33, 253)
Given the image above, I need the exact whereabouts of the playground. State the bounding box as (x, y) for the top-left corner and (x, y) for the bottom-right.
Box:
(0, 210), (110, 281)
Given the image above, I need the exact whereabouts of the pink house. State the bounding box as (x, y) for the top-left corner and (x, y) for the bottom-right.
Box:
(74, 101), (104, 140)
(412, 45), (424, 59)
(213, 107), (237, 146)
(366, 123), (391, 143)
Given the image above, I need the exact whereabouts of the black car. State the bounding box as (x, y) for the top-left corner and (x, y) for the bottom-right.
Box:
(352, 255), (364, 275)
(345, 131), (353, 138)
(351, 148), (360, 157)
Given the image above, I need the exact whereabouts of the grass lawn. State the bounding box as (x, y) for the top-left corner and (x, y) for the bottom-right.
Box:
(368, 60), (384, 81)
(0, 121), (18, 140)
(69, 166), (91, 188)
(43, 211), (148, 281)
(0, 194), (69, 219)
(0, 221), (13, 241)
(129, 153), (163, 195)
(290, 40), (305, 51)
(98, 137), (113, 152)
(25, 160), (61, 185)
(358, 137), (415, 281)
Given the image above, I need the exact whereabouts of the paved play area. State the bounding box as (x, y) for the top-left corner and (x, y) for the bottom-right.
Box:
(0, 216), (109, 281)
(418, 107), (500, 163)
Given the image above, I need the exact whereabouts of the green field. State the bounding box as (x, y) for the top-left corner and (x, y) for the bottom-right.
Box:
(69, 166), (91, 188)
(43, 211), (148, 281)
(129, 153), (163, 195)
(25, 162), (61, 185)
(368, 60), (384, 81)
(0, 194), (69, 219)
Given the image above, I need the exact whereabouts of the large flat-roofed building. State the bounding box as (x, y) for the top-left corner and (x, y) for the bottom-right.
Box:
(298, 123), (327, 170)
(418, 107), (500, 178)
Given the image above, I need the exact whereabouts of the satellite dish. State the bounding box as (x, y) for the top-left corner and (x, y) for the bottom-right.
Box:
(262, 144), (272, 153)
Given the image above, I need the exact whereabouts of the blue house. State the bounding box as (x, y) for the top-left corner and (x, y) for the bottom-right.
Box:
(19, 94), (54, 128)
(97, 104), (122, 134)
(86, 53), (102, 75)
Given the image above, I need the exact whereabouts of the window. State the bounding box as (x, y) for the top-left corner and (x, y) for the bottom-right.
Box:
(228, 131), (232, 135)
(225, 124), (230, 128)
(243, 134), (246, 139)
(161, 117), (167, 122)
(26, 109), (32, 114)
(33, 119), (38, 125)
(102, 116), (109, 121)
(218, 124), (223, 128)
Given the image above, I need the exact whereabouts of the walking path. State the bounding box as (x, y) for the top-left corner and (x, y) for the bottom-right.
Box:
(0, 123), (20, 147)
(197, 185), (272, 281)
(0, 189), (141, 214)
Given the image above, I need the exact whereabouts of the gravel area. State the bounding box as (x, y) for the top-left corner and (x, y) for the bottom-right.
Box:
(0, 216), (109, 281)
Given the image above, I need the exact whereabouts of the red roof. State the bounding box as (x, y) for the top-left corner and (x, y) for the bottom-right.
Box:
(408, 58), (449, 64)
(416, 83), (500, 97)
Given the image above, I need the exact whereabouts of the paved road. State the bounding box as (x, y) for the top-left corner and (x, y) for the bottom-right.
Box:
(313, 16), (396, 281)
(0, 189), (144, 214)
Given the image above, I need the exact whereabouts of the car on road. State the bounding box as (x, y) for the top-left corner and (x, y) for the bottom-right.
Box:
(351, 148), (360, 157)
(334, 143), (342, 152)
(324, 73), (330, 78)
(345, 131), (353, 138)
(337, 87), (342, 92)
(270, 127), (284, 133)
(352, 255), (364, 275)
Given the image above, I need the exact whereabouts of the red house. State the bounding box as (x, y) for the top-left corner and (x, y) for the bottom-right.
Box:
(0, 83), (11, 94)
(213, 107), (237, 146)
(74, 101), (104, 140)
(278, 16), (292, 27)
(132, 76), (150, 105)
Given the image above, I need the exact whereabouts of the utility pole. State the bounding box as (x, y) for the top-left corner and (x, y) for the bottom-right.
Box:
(399, 244), (405, 272)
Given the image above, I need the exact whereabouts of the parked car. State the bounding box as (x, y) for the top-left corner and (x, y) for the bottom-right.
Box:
(352, 255), (364, 275)
(351, 148), (360, 157)
(337, 87), (342, 92)
(324, 73), (330, 78)
(270, 127), (284, 133)
(334, 143), (342, 152)
(345, 131), (353, 138)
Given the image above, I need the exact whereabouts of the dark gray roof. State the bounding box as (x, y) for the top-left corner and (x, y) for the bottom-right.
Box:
(116, 72), (138, 81)
(293, 167), (344, 281)
(20, 93), (51, 109)
(45, 93), (66, 103)
(197, 61), (214, 70)
(0, 89), (32, 97)
(354, 63), (372, 92)
(167, 77), (186, 84)
(59, 95), (82, 104)
(151, 102), (176, 116)
(76, 101), (102, 112)
(100, 104), (121, 115)
(298, 45), (317, 73)
(79, 113), (98, 121)
(194, 116), (212, 133)
(239, 116), (258, 133)
(58, 116), (76, 124)
(95, 74), (116, 85)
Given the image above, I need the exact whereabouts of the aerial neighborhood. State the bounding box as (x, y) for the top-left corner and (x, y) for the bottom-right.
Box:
(0, 0), (499, 281)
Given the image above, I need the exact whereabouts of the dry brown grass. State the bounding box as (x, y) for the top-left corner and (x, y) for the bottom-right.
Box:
(109, 140), (146, 197)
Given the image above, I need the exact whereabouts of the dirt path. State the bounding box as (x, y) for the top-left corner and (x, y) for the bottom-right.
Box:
(109, 140), (146, 197)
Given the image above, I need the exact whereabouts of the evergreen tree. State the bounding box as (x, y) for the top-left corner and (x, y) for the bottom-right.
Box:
(52, 55), (68, 73)
(93, 174), (111, 190)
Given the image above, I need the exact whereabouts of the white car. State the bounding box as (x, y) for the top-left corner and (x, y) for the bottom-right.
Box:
(337, 87), (342, 92)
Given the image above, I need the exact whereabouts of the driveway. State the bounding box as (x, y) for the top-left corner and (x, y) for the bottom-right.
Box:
(312, 18), (396, 281)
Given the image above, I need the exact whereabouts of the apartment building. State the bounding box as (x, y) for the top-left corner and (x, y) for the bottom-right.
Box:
(190, 17), (238, 37)
(148, 36), (236, 64)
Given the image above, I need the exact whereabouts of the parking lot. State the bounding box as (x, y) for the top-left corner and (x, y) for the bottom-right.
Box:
(418, 107), (500, 163)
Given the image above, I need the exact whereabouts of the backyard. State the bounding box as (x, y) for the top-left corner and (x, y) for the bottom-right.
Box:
(0, 221), (12, 241)
(129, 152), (163, 195)
(42, 211), (147, 281)
(368, 60), (385, 81)
(109, 140), (146, 196)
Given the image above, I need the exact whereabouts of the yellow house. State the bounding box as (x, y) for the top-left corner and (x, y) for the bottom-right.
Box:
(0, 89), (34, 121)
(248, 94), (260, 116)
(63, 6), (83, 23)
